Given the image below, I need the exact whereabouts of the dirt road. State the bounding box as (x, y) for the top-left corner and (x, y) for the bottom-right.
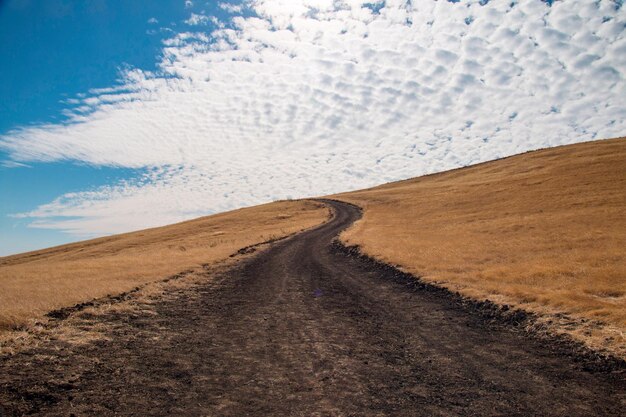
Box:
(0, 200), (624, 416)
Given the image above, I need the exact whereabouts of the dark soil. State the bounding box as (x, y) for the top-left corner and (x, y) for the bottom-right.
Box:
(0, 199), (624, 416)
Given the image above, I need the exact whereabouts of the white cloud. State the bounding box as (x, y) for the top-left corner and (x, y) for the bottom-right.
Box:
(1, 0), (625, 236)
(219, 2), (244, 13)
(147, 17), (159, 24)
(185, 13), (210, 26)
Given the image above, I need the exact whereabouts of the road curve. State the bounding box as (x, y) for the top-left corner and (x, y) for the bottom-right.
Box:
(0, 199), (624, 416)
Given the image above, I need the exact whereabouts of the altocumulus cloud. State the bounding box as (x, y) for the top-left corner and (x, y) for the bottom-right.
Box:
(1, 0), (625, 236)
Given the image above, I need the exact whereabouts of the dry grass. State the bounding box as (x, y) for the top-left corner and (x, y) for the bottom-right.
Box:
(0, 199), (329, 332)
(334, 138), (626, 355)
(0, 261), (232, 356)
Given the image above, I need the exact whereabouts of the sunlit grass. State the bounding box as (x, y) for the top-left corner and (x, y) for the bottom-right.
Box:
(335, 137), (626, 355)
(0, 200), (328, 331)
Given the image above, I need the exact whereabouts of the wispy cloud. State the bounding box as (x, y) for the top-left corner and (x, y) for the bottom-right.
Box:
(1, 160), (30, 168)
(185, 13), (210, 26)
(1, 0), (625, 236)
(219, 2), (244, 14)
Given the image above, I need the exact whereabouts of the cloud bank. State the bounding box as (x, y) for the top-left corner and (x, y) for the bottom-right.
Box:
(2, 0), (625, 236)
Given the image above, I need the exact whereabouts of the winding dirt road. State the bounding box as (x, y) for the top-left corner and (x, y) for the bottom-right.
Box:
(1, 200), (624, 416)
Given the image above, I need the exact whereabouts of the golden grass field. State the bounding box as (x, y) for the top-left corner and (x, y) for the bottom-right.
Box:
(334, 137), (626, 355)
(0, 200), (328, 332)
(1, 138), (624, 357)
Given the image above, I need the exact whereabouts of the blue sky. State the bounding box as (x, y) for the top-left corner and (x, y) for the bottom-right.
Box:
(1, 0), (192, 132)
(0, 0), (232, 254)
(1, 0), (625, 256)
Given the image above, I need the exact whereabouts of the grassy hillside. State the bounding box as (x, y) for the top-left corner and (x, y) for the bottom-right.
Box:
(335, 138), (625, 355)
(0, 200), (328, 331)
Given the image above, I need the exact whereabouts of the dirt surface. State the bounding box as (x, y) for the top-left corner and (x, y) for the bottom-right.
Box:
(0, 200), (624, 416)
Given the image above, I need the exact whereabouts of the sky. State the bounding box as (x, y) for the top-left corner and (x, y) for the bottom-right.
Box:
(0, 0), (624, 256)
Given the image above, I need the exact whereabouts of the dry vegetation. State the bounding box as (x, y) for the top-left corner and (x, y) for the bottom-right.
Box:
(335, 138), (626, 355)
(0, 200), (328, 332)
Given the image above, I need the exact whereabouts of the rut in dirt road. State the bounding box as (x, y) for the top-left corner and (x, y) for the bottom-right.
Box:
(0, 199), (624, 416)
